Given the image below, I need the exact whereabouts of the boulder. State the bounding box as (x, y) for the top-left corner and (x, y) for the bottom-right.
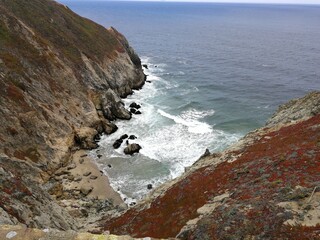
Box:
(74, 127), (99, 150)
(120, 134), (129, 140)
(147, 184), (153, 190)
(130, 108), (137, 114)
(135, 110), (142, 115)
(102, 120), (118, 135)
(142, 64), (148, 69)
(101, 89), (131, 121)
(129, 102), (141, 109)
(80, 186), (93, 196)
(113, 139), (123, 149)
(129, 135), (137, 140)
(124, 143), (142, 155)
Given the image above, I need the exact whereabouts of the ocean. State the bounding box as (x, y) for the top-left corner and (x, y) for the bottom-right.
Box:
(61, 1), (320, 204)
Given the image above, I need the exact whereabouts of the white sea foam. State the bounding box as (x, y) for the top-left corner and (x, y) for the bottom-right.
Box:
(157, 109), (213, 134)
(92, 57), (241, 204)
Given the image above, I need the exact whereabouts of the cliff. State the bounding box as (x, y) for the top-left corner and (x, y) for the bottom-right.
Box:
(0, 0), (144, 230)
(1, 1), (319, 239)
(102, 92), (320, 239)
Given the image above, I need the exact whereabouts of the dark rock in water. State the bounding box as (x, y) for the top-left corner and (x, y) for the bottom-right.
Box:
(97, 154), (102, 159)
(107, 164), (112, 168)
(129, 202), (136, 207)
(146, 80), (151, 83)
(129, 102), (141, 109)
(135, 110), (142, 115)
(120, 134), (129, 140)
(113, 139), (123, 149)
(130, 108), (137, 114)
(142, 64), (148, 69)
(154, 65), (158, 67)
(147, 184), (153, 190)
(144, 74), (147, 81)
(124, 143), (142, 155)
(129, 135), (137, 140)
(200, 149), (211, 158)
(126, 140), (129, 145)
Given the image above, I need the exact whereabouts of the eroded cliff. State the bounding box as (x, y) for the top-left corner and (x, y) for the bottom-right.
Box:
(0, 0), (144, 230)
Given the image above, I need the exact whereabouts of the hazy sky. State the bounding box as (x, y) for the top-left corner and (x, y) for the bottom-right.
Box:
(64, 0), (320, 4)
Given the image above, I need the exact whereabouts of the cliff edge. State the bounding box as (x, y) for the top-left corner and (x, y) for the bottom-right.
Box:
(0, 0), (145, 230)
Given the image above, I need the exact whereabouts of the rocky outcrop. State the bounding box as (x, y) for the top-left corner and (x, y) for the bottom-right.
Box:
(124, 144), (142, 155)
(101, 89), (132, 121)
(0, 155), (76, 230)
(0, 0), (144, 231)
(102, 92), (320, 239)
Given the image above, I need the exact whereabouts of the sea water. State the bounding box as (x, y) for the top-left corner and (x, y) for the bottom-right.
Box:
(61, 1), (320, 204)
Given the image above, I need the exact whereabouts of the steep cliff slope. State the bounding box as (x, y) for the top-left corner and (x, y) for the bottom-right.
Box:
(0, 0), (144, 230)
(102, 92), (320, 239)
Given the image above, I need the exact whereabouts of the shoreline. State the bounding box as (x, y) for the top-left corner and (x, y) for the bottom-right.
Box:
(62, 150), (125, 206)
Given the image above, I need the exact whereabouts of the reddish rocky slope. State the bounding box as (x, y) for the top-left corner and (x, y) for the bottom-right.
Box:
(103, 92), (320, 239)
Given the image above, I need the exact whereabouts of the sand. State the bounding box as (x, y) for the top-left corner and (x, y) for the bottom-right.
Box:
(61, 150), (124, 206)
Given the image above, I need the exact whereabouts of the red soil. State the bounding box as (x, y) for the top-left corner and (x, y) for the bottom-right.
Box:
(103, 115), (320, 239)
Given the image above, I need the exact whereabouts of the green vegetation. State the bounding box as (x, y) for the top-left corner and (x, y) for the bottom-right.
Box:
(1, 0), (122, 66)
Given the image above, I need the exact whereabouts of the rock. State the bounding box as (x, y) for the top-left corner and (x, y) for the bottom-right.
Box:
(74, 127), (99, 150)
(120, 134), (129, 140)
(67, 175), (74, 181)
(55, 170), (69, 176)
(200, 149), (211, 159)
(101, 89), (132, 121)
(142, 64), (148, 69)
(102, 120), (118, 135)
(80, 187), (93, 196)
(124, 143), (142, 155)
(113, 139), (123, 149)
(135, 110), (142, 115)
(74, 177), (82, 182)
(130, 108), (137, 114)
(94, 134), (101, 142)
(83, 171), (91, 177)
(97, 154), (102, 158)
(146, 80), (151, 83)
(67, 163), (76, 170)
(147, 184), (153, 190)
(129, 102), (141, 109)
(90, 175), (98, 180)
(107, 164), (112, 168)
(129, 135), (137, 140)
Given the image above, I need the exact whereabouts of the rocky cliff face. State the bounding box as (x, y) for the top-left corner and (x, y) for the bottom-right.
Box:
(0, 0), (144, 230)
(102, 92), (320, 239)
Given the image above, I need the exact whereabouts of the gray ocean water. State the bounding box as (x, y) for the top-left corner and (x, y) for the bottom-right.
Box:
(62, 1), (320, 204)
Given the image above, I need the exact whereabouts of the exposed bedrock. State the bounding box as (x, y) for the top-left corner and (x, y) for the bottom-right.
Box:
(0, 0), (145, 230)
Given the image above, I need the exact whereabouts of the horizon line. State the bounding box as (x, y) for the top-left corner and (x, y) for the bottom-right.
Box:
(60, 0), (320, 6)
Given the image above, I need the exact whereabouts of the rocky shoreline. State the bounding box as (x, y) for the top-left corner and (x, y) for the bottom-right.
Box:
(1, 1), (319, 239)
(101, 91), (320, 239)
(0, 0), (147, 232)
